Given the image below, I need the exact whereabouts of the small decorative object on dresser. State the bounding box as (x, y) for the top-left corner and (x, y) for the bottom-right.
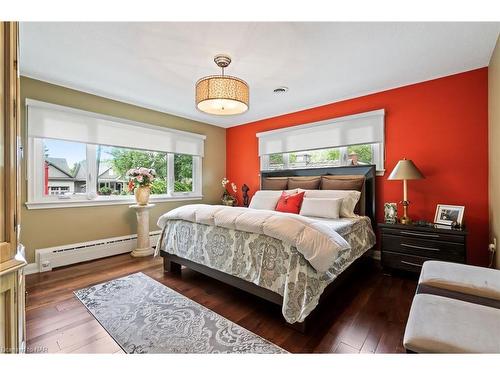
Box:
(434, 204), (465, 226)
(379, 222), (467, 274)
(127, 167), (157, 205)
(221, 177), (238, 206)
(387, 158), (424, 225)
(384, 202), (398, 224)
(242, 184), (250, 207)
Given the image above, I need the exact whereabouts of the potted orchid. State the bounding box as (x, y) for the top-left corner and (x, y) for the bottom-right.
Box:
(127, 167), (157, 205)
(221, 177), (238, 206)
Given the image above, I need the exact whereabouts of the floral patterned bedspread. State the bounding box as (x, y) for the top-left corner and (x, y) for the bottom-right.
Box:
(158, 216), (375, 323)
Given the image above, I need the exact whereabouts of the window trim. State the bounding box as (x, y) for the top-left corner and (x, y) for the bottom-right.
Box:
(25, 194), (204, 210)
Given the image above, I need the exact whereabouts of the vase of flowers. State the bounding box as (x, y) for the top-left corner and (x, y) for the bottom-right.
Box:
(221, 177), (238, 206)
(127, 167), (157, 205)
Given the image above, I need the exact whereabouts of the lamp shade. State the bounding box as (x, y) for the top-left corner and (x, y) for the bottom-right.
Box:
(195, 75), (249, 115)
(388, 159), (424, 180)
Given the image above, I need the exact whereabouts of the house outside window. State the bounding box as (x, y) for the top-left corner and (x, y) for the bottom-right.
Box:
(48, 186), (70, 195)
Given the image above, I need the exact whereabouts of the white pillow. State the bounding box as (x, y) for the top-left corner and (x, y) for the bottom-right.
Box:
(249, 191), (282, 210)
(299, 198), (342, 219)
(297, 189), (361, 218)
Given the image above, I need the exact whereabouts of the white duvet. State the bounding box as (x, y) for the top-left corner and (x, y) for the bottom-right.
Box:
(156, 204), (351, 273)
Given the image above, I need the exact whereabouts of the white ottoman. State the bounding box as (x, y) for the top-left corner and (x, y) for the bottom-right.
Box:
(419, 260), (500, 301)
(403, 294), (500, 353)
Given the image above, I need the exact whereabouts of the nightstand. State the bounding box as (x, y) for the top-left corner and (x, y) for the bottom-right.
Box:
(379, 223), (467, 274)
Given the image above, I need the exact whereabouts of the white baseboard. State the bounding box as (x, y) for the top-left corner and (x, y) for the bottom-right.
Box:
(29, 230), (161, 274)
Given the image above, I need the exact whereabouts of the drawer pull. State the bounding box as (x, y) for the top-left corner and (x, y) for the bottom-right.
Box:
(400, 260), (423, 268)
(401, 243), (440, 252)
(399, 231), (440, 238)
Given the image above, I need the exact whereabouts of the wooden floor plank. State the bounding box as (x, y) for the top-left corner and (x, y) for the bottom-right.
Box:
(69, 334), (123, 354)
(335, 342), (360, 353)
(25, 253), (417, 353)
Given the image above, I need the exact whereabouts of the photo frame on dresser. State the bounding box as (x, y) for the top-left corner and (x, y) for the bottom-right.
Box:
(384, 202), (398, 224)
(434, 204), (465, 226)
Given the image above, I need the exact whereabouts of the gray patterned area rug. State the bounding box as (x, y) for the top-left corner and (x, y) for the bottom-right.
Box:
(74, 272), (286, 354)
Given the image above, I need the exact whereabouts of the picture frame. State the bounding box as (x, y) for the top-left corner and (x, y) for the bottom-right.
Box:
(434, 204), (465, 226)
(384, 202), (398, 224)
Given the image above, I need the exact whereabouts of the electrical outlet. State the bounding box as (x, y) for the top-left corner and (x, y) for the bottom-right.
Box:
(489, 238), (497, 253)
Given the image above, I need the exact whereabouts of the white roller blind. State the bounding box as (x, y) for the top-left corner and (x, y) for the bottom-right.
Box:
(26, 99), (206, 157)
(256, 109), (384, 156)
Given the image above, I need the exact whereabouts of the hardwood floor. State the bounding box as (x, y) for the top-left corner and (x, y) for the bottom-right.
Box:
(25, 254), (417, 353)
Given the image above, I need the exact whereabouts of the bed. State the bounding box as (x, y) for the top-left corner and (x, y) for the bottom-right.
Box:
(156, 165), (377, 330)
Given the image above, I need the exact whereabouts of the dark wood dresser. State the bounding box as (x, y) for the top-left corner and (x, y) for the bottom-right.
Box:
(379, 223), (467, 274)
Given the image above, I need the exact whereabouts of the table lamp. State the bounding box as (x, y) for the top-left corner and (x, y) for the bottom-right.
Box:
(388, 158), (424, 224)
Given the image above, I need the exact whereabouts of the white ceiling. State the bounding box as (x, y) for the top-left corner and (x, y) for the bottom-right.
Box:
(20, 22), (500, 128)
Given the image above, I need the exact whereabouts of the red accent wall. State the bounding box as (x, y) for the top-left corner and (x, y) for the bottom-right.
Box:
(226, 68), (489, 266)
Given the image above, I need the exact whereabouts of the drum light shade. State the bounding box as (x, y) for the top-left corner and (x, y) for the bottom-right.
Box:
(196, 75), (249, 115)
(195, 55), (249, 116)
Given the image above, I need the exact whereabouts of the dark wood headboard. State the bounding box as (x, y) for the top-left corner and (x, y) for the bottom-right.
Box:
(260, 165), (376, 226)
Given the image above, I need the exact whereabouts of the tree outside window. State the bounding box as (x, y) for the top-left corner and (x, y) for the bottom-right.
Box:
(174, 154), (193, 192)
(105, 146), (168, 195)
(347, 144), (373, 164)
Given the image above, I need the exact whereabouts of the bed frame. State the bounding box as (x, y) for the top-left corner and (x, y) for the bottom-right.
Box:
(160, 165), (376, 332)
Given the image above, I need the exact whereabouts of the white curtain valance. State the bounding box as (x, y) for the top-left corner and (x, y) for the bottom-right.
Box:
(256, 109), (385, 156)
(26, 99), (206, 157)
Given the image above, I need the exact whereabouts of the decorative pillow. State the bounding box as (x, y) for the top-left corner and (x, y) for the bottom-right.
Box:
(261, 177), (289, 190)
(287, 177), (321, 190)
(275, 191), (305, 214)
(298, 189), (361, 218)
(320, 175), (365, 191)
(320, 176), (365, 214)
(249, 190), (282, 210)
(299, 198), (342, 219)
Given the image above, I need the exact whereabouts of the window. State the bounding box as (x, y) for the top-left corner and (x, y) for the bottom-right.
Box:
(262, 143), (380, 171)
(42, 139), (87, 196)
(96, 145), (168, 196)
(26, 99), (205, 208)
(258, 109), (385, 174)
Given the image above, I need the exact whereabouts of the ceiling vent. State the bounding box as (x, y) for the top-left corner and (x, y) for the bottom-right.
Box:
(273, 86), (289, 94)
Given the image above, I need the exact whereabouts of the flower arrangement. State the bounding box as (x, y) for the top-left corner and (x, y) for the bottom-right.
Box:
(127, 167), (157, 192)
(221, 177), (238, 206)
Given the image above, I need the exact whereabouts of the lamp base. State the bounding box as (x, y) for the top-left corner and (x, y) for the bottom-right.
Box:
(399, 215), (412, 225)
(400, 199), (411, 225)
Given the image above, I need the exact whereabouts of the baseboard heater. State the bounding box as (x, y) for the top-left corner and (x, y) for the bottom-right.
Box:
(35, 230), (161, 272)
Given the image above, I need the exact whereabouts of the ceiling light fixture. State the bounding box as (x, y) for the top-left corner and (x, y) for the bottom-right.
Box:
(195, 54), (249, 116)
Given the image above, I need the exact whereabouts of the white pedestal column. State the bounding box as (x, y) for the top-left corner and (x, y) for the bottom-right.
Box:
(129, 204), (155, 257)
